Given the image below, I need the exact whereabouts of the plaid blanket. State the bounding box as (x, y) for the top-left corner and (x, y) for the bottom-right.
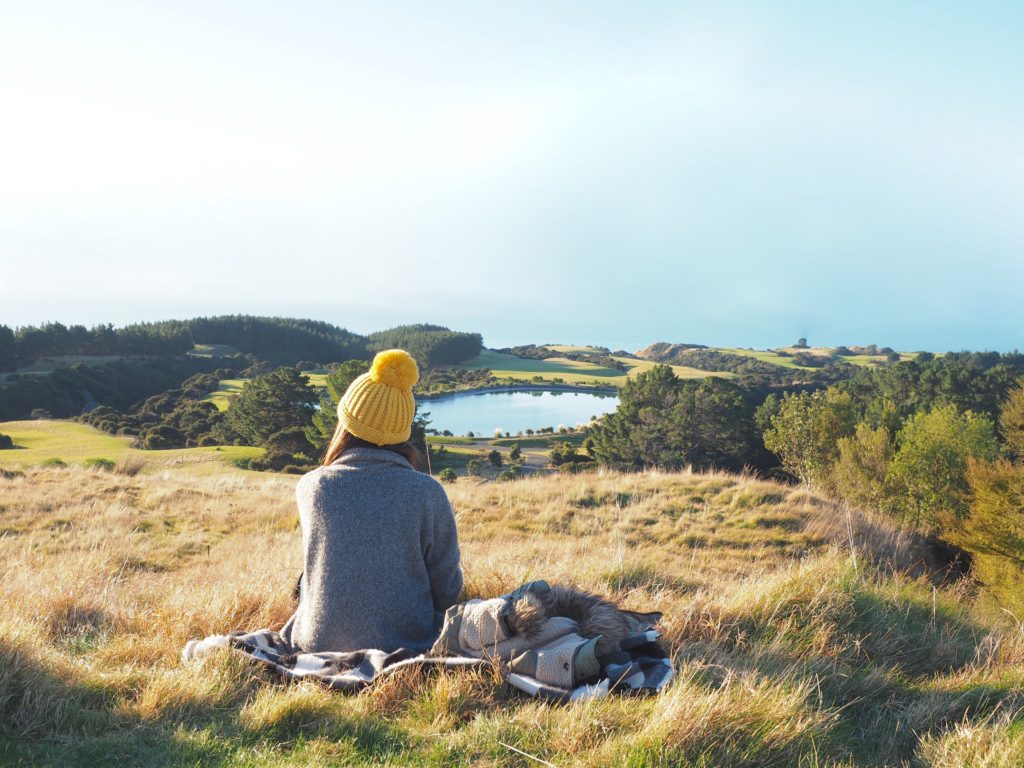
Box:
(183, 586), (673, 703)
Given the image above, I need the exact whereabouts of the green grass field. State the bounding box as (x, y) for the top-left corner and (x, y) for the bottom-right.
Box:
(721, 347), (917, 369)
(455, 350), (731, 387)
(0, 420), (262, 475)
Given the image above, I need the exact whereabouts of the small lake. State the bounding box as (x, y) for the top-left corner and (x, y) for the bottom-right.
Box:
(420, 389), (619, 437)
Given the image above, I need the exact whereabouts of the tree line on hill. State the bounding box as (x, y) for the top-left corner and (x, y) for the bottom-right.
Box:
(0, 356), (234, 421)
(638, 344), (853, 390)
(0, 322), (192, 370)
(0, 316), (483, 372)
(368, 324), (483, 367)
(0, 318), (483, 421)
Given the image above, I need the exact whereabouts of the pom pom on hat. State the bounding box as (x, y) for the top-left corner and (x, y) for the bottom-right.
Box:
(370, 349), (419, 389)
(337, 349), (418, 445)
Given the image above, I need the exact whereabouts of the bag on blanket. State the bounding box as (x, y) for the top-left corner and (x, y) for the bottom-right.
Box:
(183, 580), (673, 702)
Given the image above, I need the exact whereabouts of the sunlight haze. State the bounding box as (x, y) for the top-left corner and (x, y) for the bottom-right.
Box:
(2, 1), (1022, 350)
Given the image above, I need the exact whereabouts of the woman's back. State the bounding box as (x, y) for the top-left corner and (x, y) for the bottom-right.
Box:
(280, 447), (463, 653)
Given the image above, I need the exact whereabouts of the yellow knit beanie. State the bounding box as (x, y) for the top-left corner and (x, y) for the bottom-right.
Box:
(337, 349), (419, 445)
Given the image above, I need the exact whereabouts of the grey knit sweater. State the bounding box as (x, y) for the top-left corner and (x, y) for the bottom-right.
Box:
(279, 448), (463, 653)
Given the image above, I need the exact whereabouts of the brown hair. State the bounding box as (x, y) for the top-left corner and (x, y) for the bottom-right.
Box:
(322, 423), (423, 470)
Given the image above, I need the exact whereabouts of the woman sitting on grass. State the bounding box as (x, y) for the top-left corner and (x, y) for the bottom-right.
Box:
(280, 349), (463, 653)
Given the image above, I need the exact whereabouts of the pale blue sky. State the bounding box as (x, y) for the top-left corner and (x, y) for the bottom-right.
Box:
(1, 1), (1022, 351)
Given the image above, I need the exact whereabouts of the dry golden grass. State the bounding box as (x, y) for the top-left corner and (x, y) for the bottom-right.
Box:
(1, 465), (1021, 766)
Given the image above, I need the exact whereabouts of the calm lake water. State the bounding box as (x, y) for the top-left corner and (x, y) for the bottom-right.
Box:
(421, 389), (619, 436)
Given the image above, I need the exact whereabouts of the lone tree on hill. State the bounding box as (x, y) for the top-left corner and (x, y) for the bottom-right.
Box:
(218, 367), (319, 447)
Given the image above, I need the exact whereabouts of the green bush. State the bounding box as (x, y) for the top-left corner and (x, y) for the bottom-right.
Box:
(437, 468), (457, 483)
(950, 459), (1024, 616)
(999, 379), (1024, 461)
(763, 388), (858, 490)
(833, 423), (893, 510)
(0, 432), (14, 449)
(497, 464), (523, 482)
(466, 459), (482, 477)
(40, 458), (67, 468)
(885, 405), (999, 530)
(83, 458), (115, 472)
(232, 456), (253, 470)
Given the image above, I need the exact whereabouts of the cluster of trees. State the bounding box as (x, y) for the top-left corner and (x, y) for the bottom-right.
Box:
(761, 370), (1024, 615)
(368, 325), (482, 367)
(0, 357), (229, 421)
(589, 352), (1024, 615)
(0, 322), (193, 371)
(2, 317), (490, 373)
(218, 367), (322, 471)
(79, 369), (234, 448)
(548, 440), (596, 473)
(588, 365), (765, 472)
(154, 316), (368, 364)
(415, 367), (494, 396)
(639, 345), (851, 390)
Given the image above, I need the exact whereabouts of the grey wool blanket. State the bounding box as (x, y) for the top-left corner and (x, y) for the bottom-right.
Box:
(183, 581), (673, 703)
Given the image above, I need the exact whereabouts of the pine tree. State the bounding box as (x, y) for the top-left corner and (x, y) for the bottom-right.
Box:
(219, 367), (318, 447)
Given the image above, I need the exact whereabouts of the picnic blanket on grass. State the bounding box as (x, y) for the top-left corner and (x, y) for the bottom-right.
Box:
(183, 581), (673, 703)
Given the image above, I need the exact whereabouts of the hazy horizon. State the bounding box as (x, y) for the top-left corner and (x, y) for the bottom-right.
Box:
(3, 2), (1023, 352)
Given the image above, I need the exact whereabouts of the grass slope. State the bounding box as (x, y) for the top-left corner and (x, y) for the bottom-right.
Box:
(0, 420), (261, 475)
(456, 350), (730, 387)
(1, 467), (1021, 766)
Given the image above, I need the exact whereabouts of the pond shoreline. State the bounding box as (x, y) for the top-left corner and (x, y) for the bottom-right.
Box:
(417, 383), (619, 401)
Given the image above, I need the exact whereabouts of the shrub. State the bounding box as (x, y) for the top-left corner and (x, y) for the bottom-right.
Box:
(487, 450), (503, 468)
(82, 458), (115, 472)
(232, 457), (253, 470)
(886, 405), (999, 530)
(250, 451), (294, 472)
(497, 464), (523, 482)
(437, 468), (457, 483)
(466, 459), (482, 477)
(508, 443), (522, 462)
(763, 388), (858, 490)
(114, 455), (146, 476)
(265, 427), (315, 458)
(949, 459), (1024, 616)
(0, 432), (14, 449)
(833, 423), (893, 510)
(40, 458), (67, 468)
(142, 425), (186, 450)
(999, 378), (1024, 461)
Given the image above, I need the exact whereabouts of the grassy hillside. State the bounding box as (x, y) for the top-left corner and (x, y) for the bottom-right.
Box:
(0, 420), (261, 475)
(455, 349), (731, 387)
(2, 466), (1021, 766)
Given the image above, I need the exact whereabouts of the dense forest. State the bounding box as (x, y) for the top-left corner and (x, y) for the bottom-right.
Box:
(0, 316), (366, 370)
(0, 317), (484, 372)
(368, 324), (482, 366)
(0, 318), (483, 420)
(0, 357), (231, 421)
